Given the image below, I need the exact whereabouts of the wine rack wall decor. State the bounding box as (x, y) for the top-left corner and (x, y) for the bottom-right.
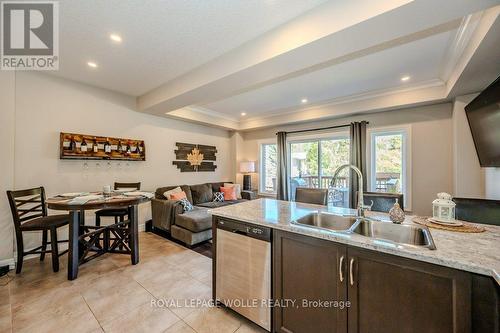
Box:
(173, 142), (217, 172)
(60, 132), (146, 161)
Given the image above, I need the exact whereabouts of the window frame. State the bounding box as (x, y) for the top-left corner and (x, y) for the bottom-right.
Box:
(287, 131), (350, 196)
(367, 125), (412, 211)
(258, 140), (278, 196)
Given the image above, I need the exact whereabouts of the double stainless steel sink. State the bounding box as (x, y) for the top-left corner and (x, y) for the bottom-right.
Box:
(292, 211), (436, 250)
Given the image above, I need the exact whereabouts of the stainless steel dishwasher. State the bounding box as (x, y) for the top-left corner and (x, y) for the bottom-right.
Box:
(215, 219), (271, 331)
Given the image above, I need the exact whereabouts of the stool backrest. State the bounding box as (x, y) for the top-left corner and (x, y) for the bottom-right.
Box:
(114, 182), (141, 191)
(295, 187), (328, 206)
(453, 197), (500, 226)
(6, 187), (47, 232)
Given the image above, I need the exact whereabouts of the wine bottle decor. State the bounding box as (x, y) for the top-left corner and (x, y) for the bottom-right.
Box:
(60, 132), (145, 161)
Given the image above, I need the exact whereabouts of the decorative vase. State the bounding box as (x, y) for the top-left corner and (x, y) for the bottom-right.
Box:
(389, 198), (405, 224)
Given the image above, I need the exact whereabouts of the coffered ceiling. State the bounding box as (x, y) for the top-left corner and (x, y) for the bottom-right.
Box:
(51, 0), (500, 130)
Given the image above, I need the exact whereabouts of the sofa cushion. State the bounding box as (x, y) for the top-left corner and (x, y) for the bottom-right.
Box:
(196, 199), (247, 209)
(213, 192), (224, 202)
(220, 186), (237, 201)
(224, 183), (242, 199)
(179, 198), (193, 212)
(156, 185), (193, 203)
(190, 183), (213, 204)
(175, 207), (212, 232)
(211, 182), (230, 193)
(169, 191), (187, 201)
(163, 186), (182, 199)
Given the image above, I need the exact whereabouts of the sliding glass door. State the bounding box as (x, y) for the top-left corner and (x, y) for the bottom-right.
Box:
(290, 141), (319, 190)
(289, 136), (350, 206)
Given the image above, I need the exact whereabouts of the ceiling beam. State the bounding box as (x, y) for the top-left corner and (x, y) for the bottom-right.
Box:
(137, 0), (497, 118)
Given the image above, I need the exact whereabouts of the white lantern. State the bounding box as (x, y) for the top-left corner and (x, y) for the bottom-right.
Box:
(432, 192), (456, 222)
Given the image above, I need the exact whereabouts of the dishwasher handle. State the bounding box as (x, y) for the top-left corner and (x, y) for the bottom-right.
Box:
(232, 229), (248, 236)
(217, 218), (271, 242)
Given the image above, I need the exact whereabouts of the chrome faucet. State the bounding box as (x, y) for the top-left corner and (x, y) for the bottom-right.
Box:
(330, 164), (372, 217)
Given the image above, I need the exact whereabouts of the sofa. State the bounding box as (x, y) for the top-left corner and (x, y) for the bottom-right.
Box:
(151, 182), (252, 246)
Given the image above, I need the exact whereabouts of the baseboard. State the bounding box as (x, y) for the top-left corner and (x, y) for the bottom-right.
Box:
(139, 223), (145, 232)
(0, 258), (15, 270)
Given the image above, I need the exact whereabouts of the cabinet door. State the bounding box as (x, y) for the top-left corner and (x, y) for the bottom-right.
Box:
(347, 247), (471, 333)
(273, 230), (348, 333)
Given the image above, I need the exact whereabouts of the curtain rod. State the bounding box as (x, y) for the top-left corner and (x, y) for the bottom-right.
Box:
(277, 121), (369, 135)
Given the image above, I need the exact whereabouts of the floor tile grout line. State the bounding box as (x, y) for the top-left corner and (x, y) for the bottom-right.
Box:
(7, 232), (247, 333)
(80, 291), (105, 332)
(133, 277), (161, 302)
(180, 317), (200, 333)
(134, 276), (195, 324)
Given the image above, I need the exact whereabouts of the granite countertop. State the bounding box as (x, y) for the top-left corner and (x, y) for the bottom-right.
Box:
(209, 198), (500, 285)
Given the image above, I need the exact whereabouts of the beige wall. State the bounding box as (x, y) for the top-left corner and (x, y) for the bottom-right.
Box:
(452, 94), (485, 198)
(485, 168), (500, 199)
(0, 72), (15, 267)
(239, 103), (454, 215)
(451, 94), (500, 200)
(0, 72), (234, 265)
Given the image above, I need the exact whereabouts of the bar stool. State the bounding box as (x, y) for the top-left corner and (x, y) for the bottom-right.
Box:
(295, 187), (329, 206)
(7, 187), (69, 274)
(95, 182), (141, 226)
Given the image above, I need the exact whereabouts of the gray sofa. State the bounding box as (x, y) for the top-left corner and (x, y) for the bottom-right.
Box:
(151, 182), (251, 246)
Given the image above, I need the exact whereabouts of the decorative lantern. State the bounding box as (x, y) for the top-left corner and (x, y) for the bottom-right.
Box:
(432, 192), (456, 222)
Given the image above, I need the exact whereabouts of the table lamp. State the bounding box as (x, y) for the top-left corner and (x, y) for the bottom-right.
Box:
(239, 161), (255, 191)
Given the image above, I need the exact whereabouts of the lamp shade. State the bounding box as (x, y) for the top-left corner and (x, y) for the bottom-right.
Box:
(239, 161), (255, 173)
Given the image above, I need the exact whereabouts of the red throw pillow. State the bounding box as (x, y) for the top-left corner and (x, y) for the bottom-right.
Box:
(220, 186), (237, 201)
(169, 191), (187, 201)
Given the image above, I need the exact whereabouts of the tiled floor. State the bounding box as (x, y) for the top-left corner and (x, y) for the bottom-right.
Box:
(0, 232), (266, 333)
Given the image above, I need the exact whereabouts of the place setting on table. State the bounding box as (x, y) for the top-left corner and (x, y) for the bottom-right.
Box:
(47, 185), (154, 280)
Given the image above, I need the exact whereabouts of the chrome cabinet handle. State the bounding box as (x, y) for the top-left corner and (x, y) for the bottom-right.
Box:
(339, 256), (344, 282)
(349, 258), (355, 286)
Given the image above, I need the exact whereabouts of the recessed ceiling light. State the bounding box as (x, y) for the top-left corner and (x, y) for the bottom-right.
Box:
(110, 34), (122, 43)
(241, 112), (247, 116)
(87, 61), (98, 68)
(401, 75), (411, 82)
(301, 98), (308, 104)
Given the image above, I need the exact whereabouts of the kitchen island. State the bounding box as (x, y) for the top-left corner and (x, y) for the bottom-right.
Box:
(210, 198), (500, 333)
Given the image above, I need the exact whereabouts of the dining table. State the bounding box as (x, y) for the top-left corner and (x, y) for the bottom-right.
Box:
(47, 192), (152, 280)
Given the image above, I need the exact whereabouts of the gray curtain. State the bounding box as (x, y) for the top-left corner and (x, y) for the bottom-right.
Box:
(349, 121), (367, 208)
(276, 131), (289, 201)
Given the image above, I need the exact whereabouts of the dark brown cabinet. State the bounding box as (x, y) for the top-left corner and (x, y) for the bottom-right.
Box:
(347, 247), (471, 333)
(273, 230), (499, 333)
(273, 231), (347, 333)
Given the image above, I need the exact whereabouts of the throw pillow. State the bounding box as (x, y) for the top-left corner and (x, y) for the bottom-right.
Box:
(163, 186), (182, 199)
(213, 192), (225, 202)
(169, 191), (187, 201)
(224, 183), (242, 199)
(220, 186), (237, 201)
(179, 198), (193, 212)
(190, 183), (213, 204)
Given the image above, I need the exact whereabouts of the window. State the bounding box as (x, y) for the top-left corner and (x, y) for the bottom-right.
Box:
(289, 136), (350, 206)
(260, 143), (277, 194)
(369, 127), (411, 209)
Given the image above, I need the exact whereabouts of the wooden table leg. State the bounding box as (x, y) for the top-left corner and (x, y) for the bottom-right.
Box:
(68, 210), (80, 280)
(78, 209), (85, 259)
(129, 205), (139, 265)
